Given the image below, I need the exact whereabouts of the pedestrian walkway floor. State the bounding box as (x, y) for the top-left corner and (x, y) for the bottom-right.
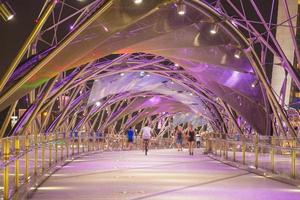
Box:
(30, 149), (300, 200)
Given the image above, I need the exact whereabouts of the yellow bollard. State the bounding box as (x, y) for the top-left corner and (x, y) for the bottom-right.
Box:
(25, 135), (29, 181)
(14, 137), (20, 189)
(3, 138), (10, 200)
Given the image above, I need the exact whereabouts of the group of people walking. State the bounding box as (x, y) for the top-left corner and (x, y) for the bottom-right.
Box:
(175, 124), (204, 155)
(125, 123), (205, 156)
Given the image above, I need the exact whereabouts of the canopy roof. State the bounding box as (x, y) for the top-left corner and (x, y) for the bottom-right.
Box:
(1, 0), (278, 135)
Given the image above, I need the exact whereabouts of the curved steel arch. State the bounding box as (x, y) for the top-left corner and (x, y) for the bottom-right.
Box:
(0, 0), (299, 139)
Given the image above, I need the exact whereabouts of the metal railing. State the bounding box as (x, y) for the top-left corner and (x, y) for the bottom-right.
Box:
(206, 133), (300, 180)
(0, 132), (173, 199)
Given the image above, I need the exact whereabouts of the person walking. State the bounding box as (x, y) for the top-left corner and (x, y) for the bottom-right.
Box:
(195, 131), (201, 148)
(186, 124), (195, 155)
(141, 123), (152, 155)
(176, 126), (183, 151)
(127, 127), (134, 150)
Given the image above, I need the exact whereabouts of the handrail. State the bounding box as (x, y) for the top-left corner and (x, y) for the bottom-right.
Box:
(206, 133), (299, 181)
(0, 132), (174, 200)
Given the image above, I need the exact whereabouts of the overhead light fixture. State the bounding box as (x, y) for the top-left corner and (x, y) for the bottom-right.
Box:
(0, 1), (15, 22)
(101, 24), (109, 32)
(120, 73), (125, 76)
(251, 80), (258, 88)
(210, 24), (218, 35)
(234, 50), (242, 59)
(140, 71), (145, 76)
(174, 63), (179, 67)
(95, 101), (101, 107)
(146, 74), (150, 77)
(177, 1), (186, 15)
(133, 0), (143, 4)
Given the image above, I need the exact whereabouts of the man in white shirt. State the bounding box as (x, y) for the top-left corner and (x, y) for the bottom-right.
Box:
(142, 126), (151, 140)
(141, 124), (152, 155)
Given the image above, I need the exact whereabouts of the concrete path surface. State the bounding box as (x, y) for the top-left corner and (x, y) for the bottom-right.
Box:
(30, 149), (300, 200)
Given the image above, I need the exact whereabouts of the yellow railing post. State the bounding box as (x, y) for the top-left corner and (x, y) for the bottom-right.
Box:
(255, 135), (259, 169)
(98, 135), (101, 151)
(271, 136), (275, 173)
(291, 139), (296, 178)
(55, 132), (58, 163)
(225, 141), (228, 159)
(3, 138), (10, 200)
(233, 142), (236, 162)
(41, 134), (46, 172)
(66, 134), (69, 159)
(14, 136), (20, 189)
(34, 133), (38, 174)
(78, 134), (81, 154)
(49, 134), (52, 167)
(87, 134), (90, 152)
(60, 134), (64, 161)
(219, 140), (222, 157)
(82, 133), (85, 153)
(72, 135), (75, 157)
(242, 136), (246, 165)
(25, 135), (29, 181)
(93, 133), (96, 151)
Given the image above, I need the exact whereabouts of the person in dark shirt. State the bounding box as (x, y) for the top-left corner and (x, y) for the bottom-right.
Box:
(127, 127), (134, 150)
(176, 126), (183, 151)
(186, 124), (195, 155)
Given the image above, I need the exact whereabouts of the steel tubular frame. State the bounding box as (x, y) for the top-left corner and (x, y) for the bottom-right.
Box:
(0, 0), (299, 175)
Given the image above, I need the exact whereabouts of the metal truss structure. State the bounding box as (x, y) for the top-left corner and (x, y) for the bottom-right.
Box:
(0, 0), (300, 140)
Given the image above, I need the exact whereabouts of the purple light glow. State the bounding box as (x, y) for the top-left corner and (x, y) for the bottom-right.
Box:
(149, 96), (161, 105)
